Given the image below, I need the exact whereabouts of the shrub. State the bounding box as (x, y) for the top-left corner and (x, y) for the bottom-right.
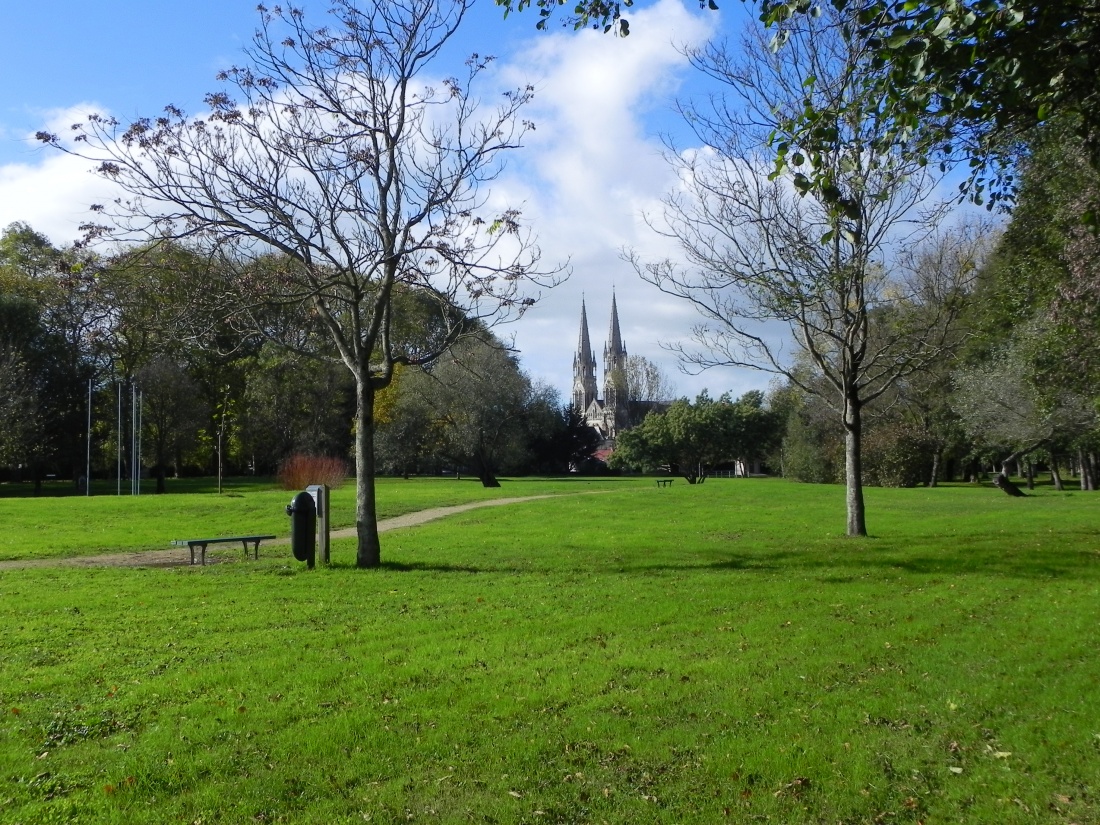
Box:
(861, 422), (935, 488)
(276, 454), (350, 490)
(780, 408), (844, 483)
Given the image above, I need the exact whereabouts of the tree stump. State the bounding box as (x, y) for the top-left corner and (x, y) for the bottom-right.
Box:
(993, 473), (1027, 497)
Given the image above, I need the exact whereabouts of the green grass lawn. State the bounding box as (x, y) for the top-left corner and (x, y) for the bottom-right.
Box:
(1, 478), (1098, 823)
(0, 476), (633, 562)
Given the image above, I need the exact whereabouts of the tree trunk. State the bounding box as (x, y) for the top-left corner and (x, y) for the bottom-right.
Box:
(844, 395), (867, 537)
(354, 377), (382, 568)
(993, 473), (1027, 497)
(1049, 451), (1064, 491)
(1025, 459), (1035, 490)
(1078, 448), (1096, 491)
(929, 448), (941, 488)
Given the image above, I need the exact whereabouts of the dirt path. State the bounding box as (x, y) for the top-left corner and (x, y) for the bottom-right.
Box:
(0, 494), (560, 570)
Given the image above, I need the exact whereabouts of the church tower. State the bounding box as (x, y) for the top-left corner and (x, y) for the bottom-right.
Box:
(572, 299), (598, 412)
(602, 293), (628, 421)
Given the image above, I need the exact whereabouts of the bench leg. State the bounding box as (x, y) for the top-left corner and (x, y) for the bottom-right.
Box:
(189, 543), (208, 566)
(240, 539), (261, 560)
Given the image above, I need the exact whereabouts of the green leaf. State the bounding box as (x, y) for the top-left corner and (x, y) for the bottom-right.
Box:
(930, 15), (954, 38)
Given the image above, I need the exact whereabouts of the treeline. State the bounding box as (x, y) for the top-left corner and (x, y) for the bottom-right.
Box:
(607, 124), (1100, 490)
(3, 124), (1098, 493)
(815, 122), (1100, 491)
(0, 228), (594, 491)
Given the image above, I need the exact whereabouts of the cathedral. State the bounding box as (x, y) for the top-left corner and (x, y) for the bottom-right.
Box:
(572, 295), (629, 441)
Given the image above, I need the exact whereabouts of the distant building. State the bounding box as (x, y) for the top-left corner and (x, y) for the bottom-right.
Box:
(572, 295), (628, 441)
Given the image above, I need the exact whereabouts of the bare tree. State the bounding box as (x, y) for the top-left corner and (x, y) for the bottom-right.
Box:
(40, 0), (559, 566)
(627, 11), (972, 536)
(608, 353), (676, 428)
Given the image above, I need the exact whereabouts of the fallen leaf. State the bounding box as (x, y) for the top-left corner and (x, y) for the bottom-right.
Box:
(508, 791), (522, 799)
(949, 767), (963, 775)
(993, 751), (1012, 759)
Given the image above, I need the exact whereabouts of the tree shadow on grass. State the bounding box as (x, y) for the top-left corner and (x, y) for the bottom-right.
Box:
(614, 542), (1100, 582)
(330, 537), (1100, 581)
(379, 560), (492, 574)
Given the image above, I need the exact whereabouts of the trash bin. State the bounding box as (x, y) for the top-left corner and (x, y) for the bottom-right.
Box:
(286, 490), (316, 568)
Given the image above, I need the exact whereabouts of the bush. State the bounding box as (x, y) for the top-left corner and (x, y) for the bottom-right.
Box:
(861, 422), (935, 488)
(780, 408), (844, 484)
(277, 454), (350, 491)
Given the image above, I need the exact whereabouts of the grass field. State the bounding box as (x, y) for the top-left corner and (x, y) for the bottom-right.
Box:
(1, 477), (1098, 823)
(0, 476), (628, 562)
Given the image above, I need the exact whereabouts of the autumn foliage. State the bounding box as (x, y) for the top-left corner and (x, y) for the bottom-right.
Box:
(277, 454), (349, 491)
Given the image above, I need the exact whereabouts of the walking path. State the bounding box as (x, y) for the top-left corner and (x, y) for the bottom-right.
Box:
(0, 495), (559, 570)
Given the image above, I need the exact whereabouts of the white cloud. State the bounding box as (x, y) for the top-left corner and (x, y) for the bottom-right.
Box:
(493, 0), (771, 401)
(0, 11), (775, 404)
(0, 104), (123, 245)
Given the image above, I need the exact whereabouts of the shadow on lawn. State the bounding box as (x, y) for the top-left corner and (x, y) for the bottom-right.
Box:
(620, 542), (1100, 581)
(364, 542), (1100, 581)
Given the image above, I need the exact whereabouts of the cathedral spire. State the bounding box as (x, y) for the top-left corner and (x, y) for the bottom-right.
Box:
(577, 298), (594, 365)
(603, 292), (628, 425)
(572, 299), (598, 413)
(606, 291), (624, 360)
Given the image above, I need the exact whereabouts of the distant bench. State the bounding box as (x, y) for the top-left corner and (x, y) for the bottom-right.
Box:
(656, 478), (674, 488)
(170, 535), (278, 566)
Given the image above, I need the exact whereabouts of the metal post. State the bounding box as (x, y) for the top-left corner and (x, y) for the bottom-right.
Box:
(131, 383), (138, 495)
(117, 382), (122, 496)
(136, 389), (143, 496)
(85, 378), (92, 496)
(307, 484), (331, 564)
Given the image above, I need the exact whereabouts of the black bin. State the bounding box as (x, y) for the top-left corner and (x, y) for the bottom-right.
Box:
(286, 491), (316, 569)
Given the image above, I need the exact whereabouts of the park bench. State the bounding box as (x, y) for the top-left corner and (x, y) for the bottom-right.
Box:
(170, 535), (278, 566)
(656, 478), (674, 488)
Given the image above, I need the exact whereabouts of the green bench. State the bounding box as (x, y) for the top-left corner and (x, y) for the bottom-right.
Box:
(170, 535), (278, 566)
(656, 478), (674, 488)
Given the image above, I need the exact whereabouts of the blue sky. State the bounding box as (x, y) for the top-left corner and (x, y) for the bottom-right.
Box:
(0, 0), (771, 401)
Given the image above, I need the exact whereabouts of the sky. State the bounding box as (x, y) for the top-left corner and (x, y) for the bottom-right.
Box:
(0, 0), (771, 402)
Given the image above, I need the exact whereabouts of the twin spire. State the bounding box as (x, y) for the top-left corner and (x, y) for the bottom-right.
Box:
(572, 294), (628, 438)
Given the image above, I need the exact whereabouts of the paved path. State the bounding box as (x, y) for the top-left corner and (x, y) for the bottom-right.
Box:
(0, 495), (559, 570)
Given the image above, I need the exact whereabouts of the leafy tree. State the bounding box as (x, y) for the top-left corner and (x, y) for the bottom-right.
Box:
(0, 294), (81, 488)
(0, 309), (39, 473)
(755, 1), (1100, 211)
(41, 0), (555, 566)
(610, 391), (768, 483)
(953, 336), (1097, 477)
(776, 386), (846, 484)
(0, 226), (103, 484)
(134, 356), (209, 492)
(552, 404), (603, 472)
(400, 334), (539, 487)
(628, 10), (970, 534)
(374, 364), (445, 478)
(501, 0), (1100, 214)
(237, 344), (354, 475)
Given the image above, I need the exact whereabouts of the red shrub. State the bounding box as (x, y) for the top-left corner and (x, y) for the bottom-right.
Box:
(277, 453), (350, 490)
